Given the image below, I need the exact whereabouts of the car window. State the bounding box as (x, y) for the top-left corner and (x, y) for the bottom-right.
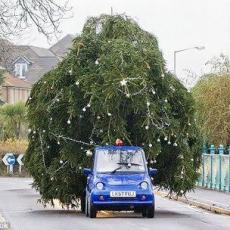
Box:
(95, 149), (145, 173)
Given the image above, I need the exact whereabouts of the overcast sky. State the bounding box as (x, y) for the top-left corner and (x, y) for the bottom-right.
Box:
(14, 0), (230, 87)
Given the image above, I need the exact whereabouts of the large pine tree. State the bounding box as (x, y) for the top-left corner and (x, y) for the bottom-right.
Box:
(25, 15), (202, 206)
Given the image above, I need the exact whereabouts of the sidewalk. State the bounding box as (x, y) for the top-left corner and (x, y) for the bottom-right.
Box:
(156, 187), (230, 215)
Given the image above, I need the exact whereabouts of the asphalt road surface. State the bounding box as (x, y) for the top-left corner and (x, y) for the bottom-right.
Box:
(0, 178), (230, 230)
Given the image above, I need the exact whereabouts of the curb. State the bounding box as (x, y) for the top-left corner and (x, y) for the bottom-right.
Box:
(156, 191), (230, 216)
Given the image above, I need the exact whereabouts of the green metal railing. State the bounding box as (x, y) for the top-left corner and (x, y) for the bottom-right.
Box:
(197, 145), (230, 192)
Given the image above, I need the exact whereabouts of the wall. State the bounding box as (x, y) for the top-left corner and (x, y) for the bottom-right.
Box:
(1, 86), (31, 104)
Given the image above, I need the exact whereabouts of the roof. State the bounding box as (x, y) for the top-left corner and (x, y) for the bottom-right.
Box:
(50, 34), (74, 58)
(12, 46), (59, 83)
(30, 46), (56, 57)
(95, 146), (143, 151)
(2, 73), (32, 88)
(24, 57), (58, 83)
(12, 56), (32, 65)
(1, 36), (74, 83)
(16, 45), (55, 57)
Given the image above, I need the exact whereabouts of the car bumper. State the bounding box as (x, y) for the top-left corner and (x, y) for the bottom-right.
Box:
(93, 200), (153, 205)
(93, 200), (154, 211)
(91, 190), (154, 210)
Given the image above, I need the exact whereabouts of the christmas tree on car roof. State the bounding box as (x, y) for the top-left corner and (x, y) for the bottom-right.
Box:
(25, 14), (202, 206)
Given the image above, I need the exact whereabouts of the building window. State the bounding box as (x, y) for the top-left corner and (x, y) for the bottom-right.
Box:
(15, 63), (28, 79)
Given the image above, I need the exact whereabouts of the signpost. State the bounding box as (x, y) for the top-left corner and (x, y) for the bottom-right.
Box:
(2, 153), (16, 174)
(17, 154), (24, 174)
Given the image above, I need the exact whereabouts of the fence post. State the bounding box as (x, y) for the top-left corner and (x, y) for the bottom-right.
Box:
(218, 144), (224, 190)
(228, 146), (230, 192)
(202, 144), (208, 154)
(210, 144), (215, 189)
(202, 145), (208, 187)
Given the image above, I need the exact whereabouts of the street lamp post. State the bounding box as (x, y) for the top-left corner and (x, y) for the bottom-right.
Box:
(173, 46), (205, 76)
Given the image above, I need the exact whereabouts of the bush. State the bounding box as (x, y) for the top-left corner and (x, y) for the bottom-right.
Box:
(0, 138), (28, 155)
(192, 74), (230, 145)
(0, 102), (27, 139)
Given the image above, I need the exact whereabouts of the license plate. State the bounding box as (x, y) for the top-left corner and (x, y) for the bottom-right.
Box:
(110, 191), (136, 197)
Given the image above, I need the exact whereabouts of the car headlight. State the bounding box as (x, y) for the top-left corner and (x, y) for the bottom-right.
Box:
(140, 181), (148, 190)
(96, 182), (104, 190)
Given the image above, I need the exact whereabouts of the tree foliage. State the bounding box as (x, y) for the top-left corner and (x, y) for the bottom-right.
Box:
(25, 15), (202, 206)
(0, 69), (4, 86)
(0, 102), (27, 139)
(193, 74), (230, 145)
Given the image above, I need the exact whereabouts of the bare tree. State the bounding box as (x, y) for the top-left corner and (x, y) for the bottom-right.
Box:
(205, 53), (230, 74)
(0, 0), (71, 71)
(180, 69), (200, 90)
(0, 39), (15, 70)
(0, 0), (72, 41)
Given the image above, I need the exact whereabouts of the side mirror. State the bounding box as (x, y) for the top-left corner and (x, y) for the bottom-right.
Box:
(83, 168), (92, 176)
(148, 168), (157, 177)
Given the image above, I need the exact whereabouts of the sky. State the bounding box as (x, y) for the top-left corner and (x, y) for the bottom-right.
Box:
(14, 0), (230, 87)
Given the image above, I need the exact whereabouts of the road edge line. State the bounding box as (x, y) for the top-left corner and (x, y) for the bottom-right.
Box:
(0, 213), (10, 229)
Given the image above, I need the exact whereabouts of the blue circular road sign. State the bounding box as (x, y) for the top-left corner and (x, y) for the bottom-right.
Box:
(7, 155), (16, 165)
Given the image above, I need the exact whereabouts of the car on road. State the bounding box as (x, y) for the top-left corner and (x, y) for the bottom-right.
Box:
(83, 141), (157, 218)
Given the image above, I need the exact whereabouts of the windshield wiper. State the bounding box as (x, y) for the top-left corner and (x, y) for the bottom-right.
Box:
(111, 162), (142, 173)
(116, 162), (142, 166)
(111, 166), (122, 174)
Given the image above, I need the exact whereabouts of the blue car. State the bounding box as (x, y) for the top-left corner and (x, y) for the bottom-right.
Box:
(83, 145), (157, 218)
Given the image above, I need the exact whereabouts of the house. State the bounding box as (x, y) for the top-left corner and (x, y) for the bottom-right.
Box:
(1, 72), (32, 104)
(50, 34), (75, 59)
(12, 46), (60, 83)
(0, 34), (74, 104)
(0, 34), (74, 84)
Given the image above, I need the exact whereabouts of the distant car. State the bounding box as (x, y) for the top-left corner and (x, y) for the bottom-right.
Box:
(83, 142), (157, 218)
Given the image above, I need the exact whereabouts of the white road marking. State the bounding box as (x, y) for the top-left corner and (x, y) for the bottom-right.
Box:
(0, 213), (9, 229)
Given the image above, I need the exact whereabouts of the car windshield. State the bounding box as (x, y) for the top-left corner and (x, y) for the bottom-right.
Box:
(95, 149), (146, 173)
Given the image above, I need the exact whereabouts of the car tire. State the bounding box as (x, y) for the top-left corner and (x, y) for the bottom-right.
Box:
(142, 208), (146, 217)
(85, 195), (89, 216)
(134, 207), (142, 213)
(89, 200), (97, 218)
(81, 192), (86, 213)
(146, 204), (155, 218)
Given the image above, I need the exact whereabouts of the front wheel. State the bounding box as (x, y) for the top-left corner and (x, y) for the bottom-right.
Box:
(146, 204), (155, 218)
(142, 208), (146, 217)
(85, 195), (89, 216)
(88, 200), (97, 218)
(81, 192), (86, 213)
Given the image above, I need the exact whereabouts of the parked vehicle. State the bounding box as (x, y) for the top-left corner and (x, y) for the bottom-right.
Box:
(83, 141), (157, 218)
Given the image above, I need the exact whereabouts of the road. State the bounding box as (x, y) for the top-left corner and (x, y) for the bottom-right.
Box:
(0, 178), (230, 230)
